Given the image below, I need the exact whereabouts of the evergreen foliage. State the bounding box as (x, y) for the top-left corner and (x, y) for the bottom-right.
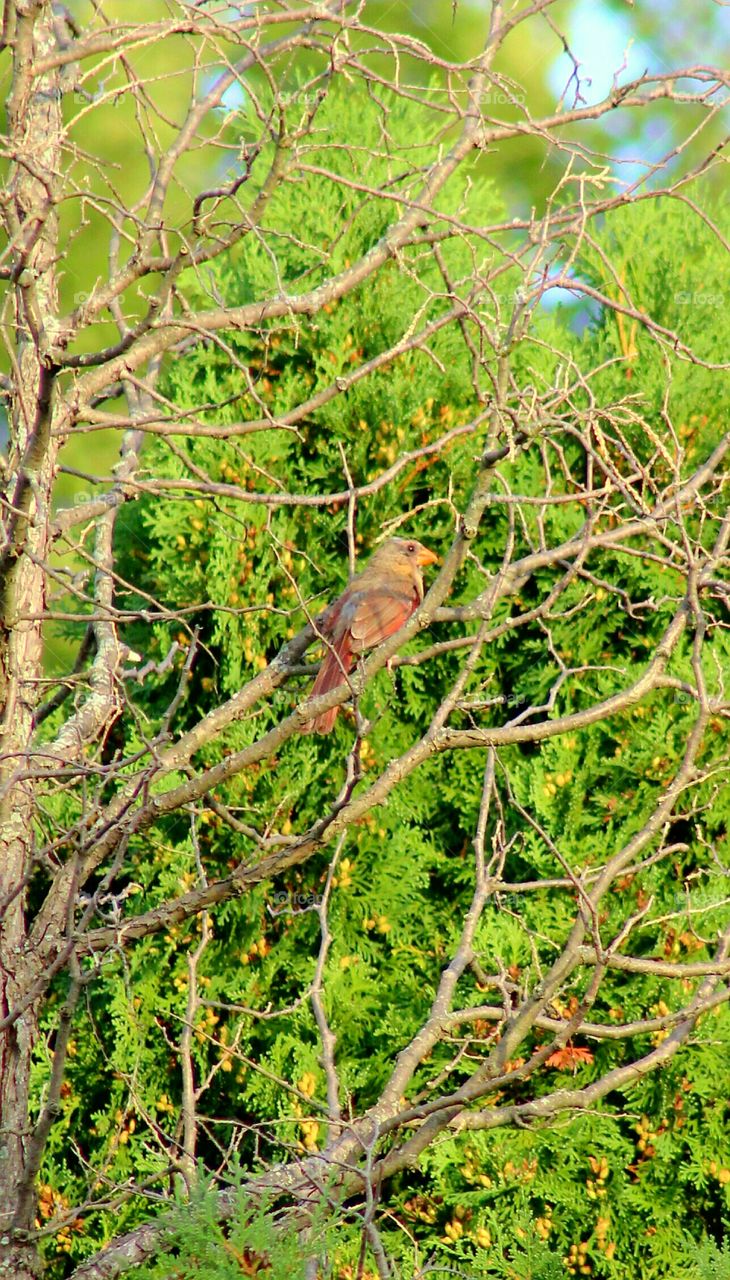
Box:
(37, 86), (729, 1280)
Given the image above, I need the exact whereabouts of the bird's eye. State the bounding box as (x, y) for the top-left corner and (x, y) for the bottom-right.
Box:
(407, 542), (416, 553)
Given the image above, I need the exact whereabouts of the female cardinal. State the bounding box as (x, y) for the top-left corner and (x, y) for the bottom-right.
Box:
(302, 537), (439, 734)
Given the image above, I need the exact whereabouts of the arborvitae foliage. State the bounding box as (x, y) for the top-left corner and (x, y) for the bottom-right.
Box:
(37, 88), (729, 1279)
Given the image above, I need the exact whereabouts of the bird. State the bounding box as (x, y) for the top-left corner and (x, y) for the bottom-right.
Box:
(302, 537), (439, 734)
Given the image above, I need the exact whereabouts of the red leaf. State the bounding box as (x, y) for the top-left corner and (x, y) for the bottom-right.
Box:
(545, 1044), (595, 1072)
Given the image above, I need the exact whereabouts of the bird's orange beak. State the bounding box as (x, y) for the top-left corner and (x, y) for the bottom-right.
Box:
(416, 544), (439, 567)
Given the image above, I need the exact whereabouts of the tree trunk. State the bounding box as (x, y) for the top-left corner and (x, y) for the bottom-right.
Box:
(0, 3), (61, 1275)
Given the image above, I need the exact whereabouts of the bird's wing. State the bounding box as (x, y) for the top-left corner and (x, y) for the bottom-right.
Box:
(344, 588), (417, 653)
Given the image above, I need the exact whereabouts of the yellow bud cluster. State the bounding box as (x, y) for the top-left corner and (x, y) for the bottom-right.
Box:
(333, 857), (353, 889)
(543, 769), (572, 796)
(240, 936), (271, 965)
(299, 1119), (319, 1151)
(298, 1072), (317, 1098)
(586, 1154), (609, 1199)
(535, 1206), (553, 1239)
(565, 1240), (591, 1275)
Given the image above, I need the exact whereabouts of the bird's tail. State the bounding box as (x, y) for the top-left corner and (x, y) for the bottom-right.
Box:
(303, 634), (353, 734)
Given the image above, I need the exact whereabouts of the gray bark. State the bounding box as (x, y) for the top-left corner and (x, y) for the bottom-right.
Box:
(1, 3), (62, 1276)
